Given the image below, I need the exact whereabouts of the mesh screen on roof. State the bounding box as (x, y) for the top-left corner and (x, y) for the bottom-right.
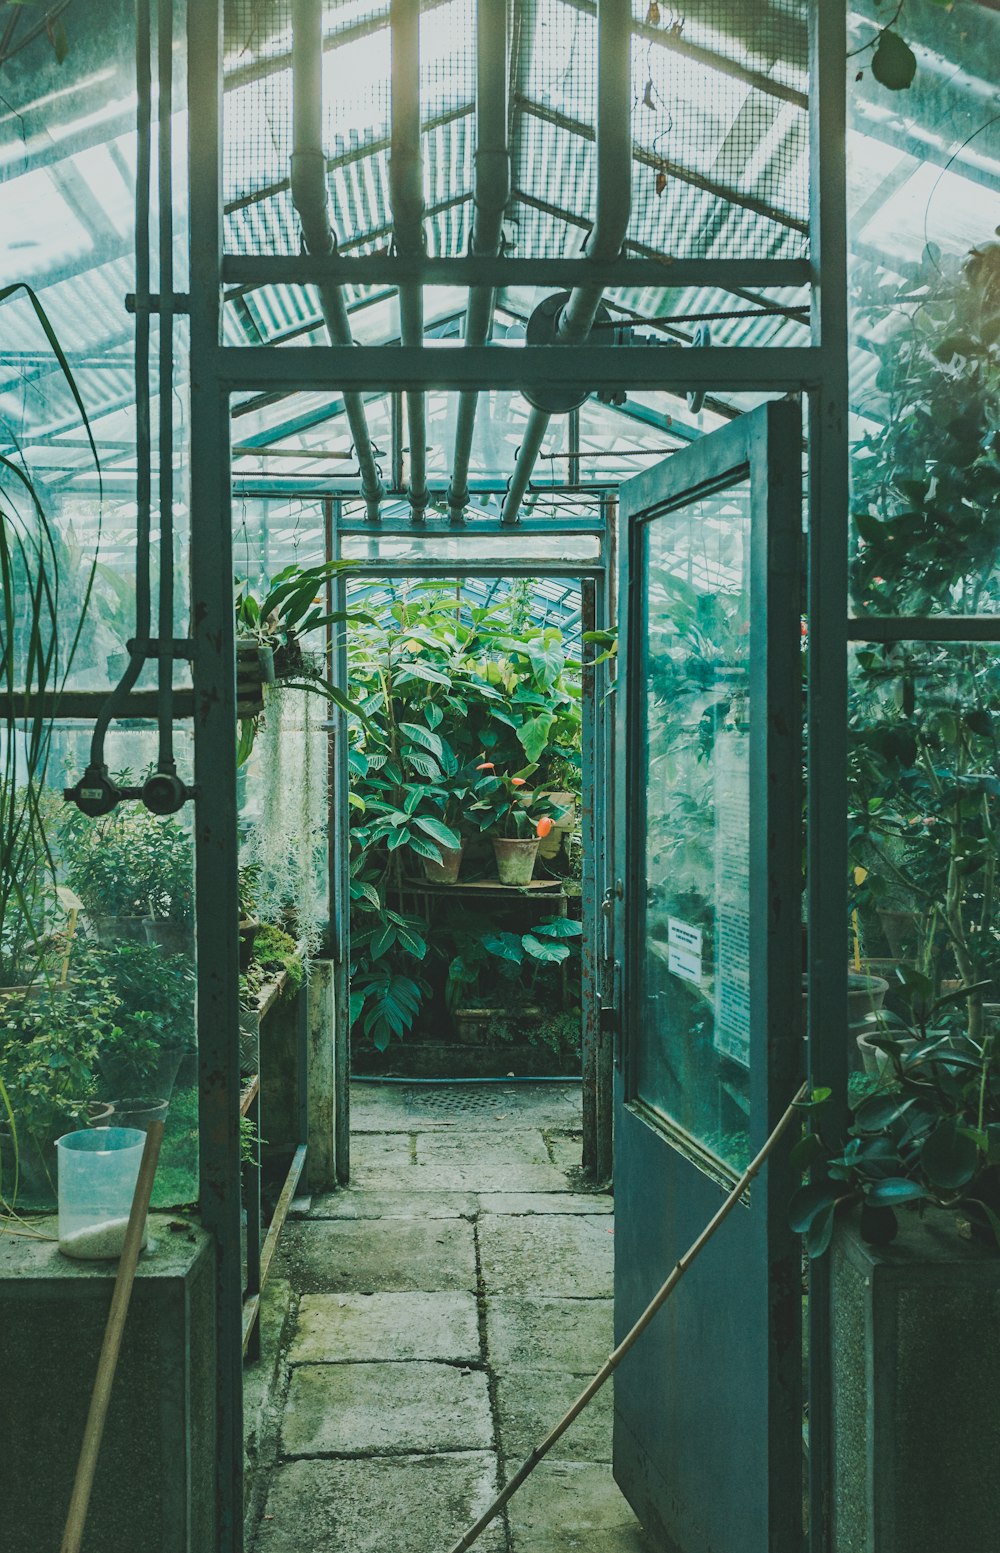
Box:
(221, 0), (808, 263)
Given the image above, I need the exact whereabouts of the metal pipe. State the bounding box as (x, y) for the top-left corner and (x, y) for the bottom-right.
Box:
(447, 0), (510, 523)
(501, 0), (631, 524)
(156, 0), (175, 769)
(290, 0), (382, 522)
(390, 0), (428, 520)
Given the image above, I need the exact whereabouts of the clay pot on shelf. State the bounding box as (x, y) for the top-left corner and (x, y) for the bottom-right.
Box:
(492, 836), (540, 886)
(420, 843), (464, 885)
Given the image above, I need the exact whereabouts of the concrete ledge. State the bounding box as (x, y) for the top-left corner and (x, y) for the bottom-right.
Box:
(0, 1212), (216, 1553)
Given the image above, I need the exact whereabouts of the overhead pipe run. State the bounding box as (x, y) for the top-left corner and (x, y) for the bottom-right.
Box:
(390, 0), (429, 522)
(290, 0), (383, 523)
(500, 0), (632, 524)
(446, 0), (511, 524)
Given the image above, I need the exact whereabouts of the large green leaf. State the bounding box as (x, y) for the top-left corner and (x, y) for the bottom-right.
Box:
(482, 931), (524, 964)
(532, 917), (583, 939)
(871, 29), (916, 91)
(403, 749), (442, 780)
(400, 722), (444, 760)
(407, 833), (444, 863)
(517, 711), (556, 764)
(522, 934), (570, 963)
(920, 1120), (979, 1190)
(412, 815), (462, 850)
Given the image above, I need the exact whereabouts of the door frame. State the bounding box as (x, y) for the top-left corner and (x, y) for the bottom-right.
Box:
(323, 512), (613, 1183)
(611, 399), (805, 1553)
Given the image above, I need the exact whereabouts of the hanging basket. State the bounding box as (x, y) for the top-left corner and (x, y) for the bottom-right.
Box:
(236, 640), (275, 718)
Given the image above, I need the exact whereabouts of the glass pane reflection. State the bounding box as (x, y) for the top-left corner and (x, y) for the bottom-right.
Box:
(636, 477), (753, 1173)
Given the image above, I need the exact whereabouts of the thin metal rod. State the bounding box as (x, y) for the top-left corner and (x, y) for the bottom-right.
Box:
(446, 1085), (808, 1553)
(390, 0), (428, 521)
(241, 1144), (307, 1349)
(156, 0), (175, 768)
(290, 0), (382, 521)
(85, 0), (153, 770)
(447, 0), (510, 523)
(59, 1121), (165, 1553)
(501, 0), (632, 523)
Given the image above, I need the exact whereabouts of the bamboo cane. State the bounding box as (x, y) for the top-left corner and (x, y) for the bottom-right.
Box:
(59, 1119), (165, 1553)
(446, 1083), (808, 1553)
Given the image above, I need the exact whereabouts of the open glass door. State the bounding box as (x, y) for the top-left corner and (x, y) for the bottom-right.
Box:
(612, 401), (804, 1553)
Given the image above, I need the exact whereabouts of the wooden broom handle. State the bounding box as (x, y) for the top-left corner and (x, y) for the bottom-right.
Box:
(447, 1084), (808, 1553)
(60, 1119), (165, 1553)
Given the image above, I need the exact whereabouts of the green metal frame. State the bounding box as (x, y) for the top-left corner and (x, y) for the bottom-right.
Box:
(180, 4), (849, 1547)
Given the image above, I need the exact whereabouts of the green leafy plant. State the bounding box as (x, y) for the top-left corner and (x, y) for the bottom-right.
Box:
(251, 922), (304, 997)
(234, 560), (368, 764)
(0, 967), (124, 1196)
(849, 241), (1000, 1037)
(467, 765), (567, 840)
(346, 582), (583, 1049)
(56, 795), (194, 927)
(790, 975), (1000, 1257)
(79, 940), (196, 1053)
(1, 282), (100, 991)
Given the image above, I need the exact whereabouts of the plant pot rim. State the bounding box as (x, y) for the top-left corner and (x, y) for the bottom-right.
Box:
(492, 835), (541, 849)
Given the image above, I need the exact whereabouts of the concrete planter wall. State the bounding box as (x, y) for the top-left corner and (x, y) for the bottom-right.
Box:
(831, 1207), (1000, 1552)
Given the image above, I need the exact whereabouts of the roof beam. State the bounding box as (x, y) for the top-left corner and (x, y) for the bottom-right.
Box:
(214, 342), (823, 394)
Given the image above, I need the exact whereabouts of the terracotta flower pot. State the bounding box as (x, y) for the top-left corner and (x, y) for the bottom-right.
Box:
(420, 843), (464, 884)
(492, 836), (540, 885)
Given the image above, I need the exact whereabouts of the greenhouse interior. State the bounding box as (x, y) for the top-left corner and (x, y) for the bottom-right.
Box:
(1, 1), (999, 1550)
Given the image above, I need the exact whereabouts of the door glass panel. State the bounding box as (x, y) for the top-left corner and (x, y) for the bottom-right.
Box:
(637, 475), (753, 1174)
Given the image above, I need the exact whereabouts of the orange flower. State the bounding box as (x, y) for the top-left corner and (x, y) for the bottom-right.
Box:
(535, 815), (553, 838)
(476, 761), (495, 771)
(511, 776), (526, 787)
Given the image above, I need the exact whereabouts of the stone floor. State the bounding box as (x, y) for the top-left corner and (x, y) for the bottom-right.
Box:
(249, 1080), (650, 1553)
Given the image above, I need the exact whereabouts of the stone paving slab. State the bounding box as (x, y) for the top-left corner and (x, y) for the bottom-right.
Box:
(307, 1189), (478, 1220)
(506, 1461), (650, 1552)
(282, 1218), (477, 1294)
(479, 1192), (612, 1216)
(417, 1128), (550, 1167)
(255, 1453), (506, 1553)
(478, 1214), (615, 1297)
(349, 1133), (415, 1178)
(486, 1296), (613, 1373)
(290, 1293), (480, 1366)
(495, 1369), (613, 1464)
(546, 1132), (585, 1173)
(349, 1161), (570, 1193)
(281, 1362), (493, 1457)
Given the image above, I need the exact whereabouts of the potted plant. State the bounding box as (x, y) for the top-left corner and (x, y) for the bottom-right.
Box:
(56, 796), (193, 948)
(234, 559), (363, 762)
(79, 940), (196, 1098)
(0, 970), (123, 1202)
(468, 766), (566, 885)
(789, 974), (1000, 1551)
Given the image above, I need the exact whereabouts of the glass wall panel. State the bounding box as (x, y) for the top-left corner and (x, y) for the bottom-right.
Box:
(849, 642), (1000, 1047)
(0, 724), (197, 1213)
(636, 478), (752, 1173)
(848, 1), (1000, 617)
